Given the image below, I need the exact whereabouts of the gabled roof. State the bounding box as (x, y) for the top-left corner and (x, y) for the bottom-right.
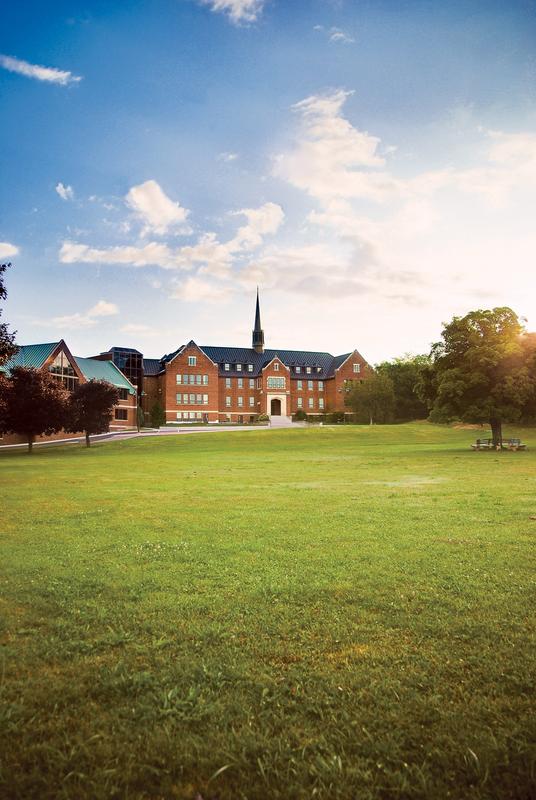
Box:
(74, 357), (136, 394)
(0, 342), (59, 372)
(143, 358), (164, 376)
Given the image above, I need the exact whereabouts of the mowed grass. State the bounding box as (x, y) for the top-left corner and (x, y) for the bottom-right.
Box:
(1, 424), (535, 800)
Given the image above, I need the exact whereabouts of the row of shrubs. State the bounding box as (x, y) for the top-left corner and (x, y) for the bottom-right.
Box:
(293, 409), (356, 424)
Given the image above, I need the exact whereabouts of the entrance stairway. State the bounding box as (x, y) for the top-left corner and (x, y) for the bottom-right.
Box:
(269, 415), (297, 428)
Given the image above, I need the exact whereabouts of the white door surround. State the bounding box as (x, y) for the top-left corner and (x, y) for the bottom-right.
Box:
(267, 393), (287, 417)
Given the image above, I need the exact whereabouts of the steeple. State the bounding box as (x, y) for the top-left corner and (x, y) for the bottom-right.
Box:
(252, 288), (265, 353)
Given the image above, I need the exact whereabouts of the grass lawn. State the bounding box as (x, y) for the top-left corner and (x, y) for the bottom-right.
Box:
(1, 423), (535, 800)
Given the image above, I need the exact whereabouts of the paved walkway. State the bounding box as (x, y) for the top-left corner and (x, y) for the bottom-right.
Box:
(0, 421), (305, 451)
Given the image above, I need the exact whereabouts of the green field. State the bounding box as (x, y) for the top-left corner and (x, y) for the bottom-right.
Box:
(1, 424), (535, 800)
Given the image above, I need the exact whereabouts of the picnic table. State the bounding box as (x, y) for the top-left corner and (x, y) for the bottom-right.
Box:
(471, 437), (527, 451)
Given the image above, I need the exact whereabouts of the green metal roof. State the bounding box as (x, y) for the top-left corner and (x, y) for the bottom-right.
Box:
(74, 357), (136, 394)
(1, 342), (59, 373)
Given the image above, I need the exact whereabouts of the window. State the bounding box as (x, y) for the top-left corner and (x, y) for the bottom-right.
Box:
(238, 396), (243, 407)
(295, 366), (301, 373)
(176, 393), (182, 404)
(308, 380), (313, 391)
(297, 380), (302, 391)
(256, 378), (262, 389)
(318, 381), (324, 392)
(203, 394), (208, 405)
(319, 398), (324, 410)
(189, 393), (196, 404)
(273, 362), (279, 371)
(118, 388), (129, 401)
(224, 363), (230, 371)
(188, 356), (197, 366)
(306, 367), (312, 374)
(308, 398), (314, 409)
(353, 363), (361, 373)
(196, 394), (203, 404)
(48, 351), (79, 392)
(267, 377), (286, 389)
(176, 412), (182, 420)
(115, 408), (128, 420)
(249, 396), (255, 407)
(237, 378), (243, 388)
(236, 363), (242, 372)
(316, 367), (322, 373)
(225, 377), (231, 388)
(226, 396), (231, 407)
(177, 374), (208, 385)
(249, 378), (254, 388)
(247, 364), (253, 372)
(297, 397), (303, 408)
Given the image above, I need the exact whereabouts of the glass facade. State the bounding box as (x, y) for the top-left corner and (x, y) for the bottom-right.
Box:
(48, 351), (79, 391)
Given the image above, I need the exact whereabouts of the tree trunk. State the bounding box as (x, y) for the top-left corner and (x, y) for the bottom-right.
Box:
(490, 418), (502, 449)
(369, 414), (373, 425)
(28, 435), (33, 453)
(85, 431), (91, 447)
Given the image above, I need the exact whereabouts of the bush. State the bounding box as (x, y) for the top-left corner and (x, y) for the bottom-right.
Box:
(293, 408), (307, 421)
(257, 413), (269, 422)
(150, 401), (166, 428)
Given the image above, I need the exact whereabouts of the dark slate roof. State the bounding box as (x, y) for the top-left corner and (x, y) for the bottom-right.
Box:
(199, 346), (351, 379)
(106, 346), (143, 355)
(143, 358), (164, 376)
(75, 357), (136, 394)
(0, 342), (59, 373)
(145, 343), (359, 380)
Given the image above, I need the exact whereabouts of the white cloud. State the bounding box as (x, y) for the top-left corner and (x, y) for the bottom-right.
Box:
(218, 151), (239, 162)
(273, 90), (397, 203)
(59, 202), (284, 275)
(329, 29), (355, 44)
(0, 54), (81, 85)
(55, 182), (74, 201)
(172, 276), (232, 303)
(87, 300), (119, 317)
(0, 242), (19, 259)
(125, 180), (191, 236)
(52, 299), (119, 330)
(200, 0), (265, 24)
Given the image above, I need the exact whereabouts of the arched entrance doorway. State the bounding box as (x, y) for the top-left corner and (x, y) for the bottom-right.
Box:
(270, 398), (282, 416)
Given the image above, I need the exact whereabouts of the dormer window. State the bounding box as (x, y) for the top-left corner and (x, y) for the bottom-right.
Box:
(295, 366), (301, 373)
(224, 363), (230, 371)
(236, 364), (242, 372)
(316, 367), (322, 373)
(247, 364), (253, 372)
(273, 362), (279, 371)
(306, 366), (311, 374)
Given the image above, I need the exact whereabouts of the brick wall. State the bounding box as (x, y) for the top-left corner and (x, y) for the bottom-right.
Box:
(162, 344), (219, 423)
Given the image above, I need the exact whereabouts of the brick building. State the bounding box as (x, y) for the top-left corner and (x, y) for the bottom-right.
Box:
(0, 340), (137, 446)
(142, 291), (369, 424)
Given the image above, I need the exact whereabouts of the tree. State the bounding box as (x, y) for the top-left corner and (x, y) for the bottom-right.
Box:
(137, 404), (145, 432)
(345, 368), (395, 424)
(67, 380), (119, 447)
(0, 262), (17, 366)
(4, 367), (69, 452)
(150, 400), (166, 428)
(0, 372), (11, 433)
(376, 355), (430, 421)
(416, 307), (536, 447)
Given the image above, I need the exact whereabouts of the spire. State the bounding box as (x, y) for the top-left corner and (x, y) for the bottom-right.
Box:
(252, 287), (265, 353)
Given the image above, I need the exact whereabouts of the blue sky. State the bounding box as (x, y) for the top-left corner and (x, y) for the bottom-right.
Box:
(1, 0), (536, 362)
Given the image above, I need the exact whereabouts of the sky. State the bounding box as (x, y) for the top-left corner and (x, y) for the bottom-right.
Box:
(1, 0), (536, 363)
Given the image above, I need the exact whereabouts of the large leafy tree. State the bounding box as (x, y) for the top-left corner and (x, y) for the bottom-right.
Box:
(345, 368), (395, 424)
(4, 367), (70, 452)
(417, 307), (536, 446)
(0, 262), (17, 366)
(376, 355), (430, 421)
(67, 379), (120, 447)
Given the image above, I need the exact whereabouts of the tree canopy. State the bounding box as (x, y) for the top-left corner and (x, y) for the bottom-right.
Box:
(3, 366), (70, 452)
(345, 368), (395, 424)
(67, 379), (120, 447)
(0, 262), (17, 366)
(417, 307), (536, 445)
(376, 355), (430, 421)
